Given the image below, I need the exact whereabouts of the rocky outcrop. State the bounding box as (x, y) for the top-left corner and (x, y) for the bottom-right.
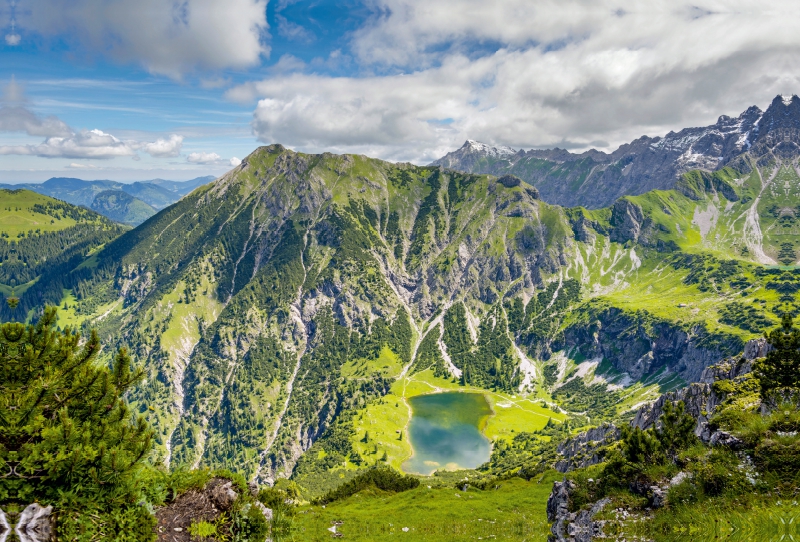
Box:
(609, 199), (646, 244)
(553, 338), (767, 473)
(547, 480), (610, 542)
(555, 423), (620, 473)
(14, 504), (53, 542)
(561, 306), (744, 383)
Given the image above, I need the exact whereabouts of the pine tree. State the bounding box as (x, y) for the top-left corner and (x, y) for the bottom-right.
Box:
(755, 314), (800, 401)
(0, 306), (153, 507)
(656, 400), (697, 460)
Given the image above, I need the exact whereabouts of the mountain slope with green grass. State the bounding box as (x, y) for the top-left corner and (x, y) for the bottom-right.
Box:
(0, 123), (797, 512)
(0, 189), (125, 315)
(90, 189), (158, 225)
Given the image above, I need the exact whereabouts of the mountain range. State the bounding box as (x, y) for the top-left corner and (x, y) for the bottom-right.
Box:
(1, 95), (799, 506)
(0, 175), (215, 225)
(432, 94), (800, 208)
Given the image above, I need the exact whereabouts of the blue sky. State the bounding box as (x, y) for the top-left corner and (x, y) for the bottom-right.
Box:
(1, 0), (798, 182)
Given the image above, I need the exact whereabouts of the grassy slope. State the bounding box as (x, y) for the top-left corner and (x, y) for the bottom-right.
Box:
(18, 147), (790, 493)
(293, 471), (561, 541)
(0, 189), (83, 235)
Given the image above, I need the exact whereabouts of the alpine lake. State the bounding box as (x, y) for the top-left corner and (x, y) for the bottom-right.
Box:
(402, 392), (493, 476)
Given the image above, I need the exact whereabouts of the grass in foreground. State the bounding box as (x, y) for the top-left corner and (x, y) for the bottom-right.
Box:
(292, 473), (560, 541)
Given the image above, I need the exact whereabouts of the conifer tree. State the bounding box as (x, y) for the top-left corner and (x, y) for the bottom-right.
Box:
(755, 313), (800, 401)
(0, 306), (153, 507)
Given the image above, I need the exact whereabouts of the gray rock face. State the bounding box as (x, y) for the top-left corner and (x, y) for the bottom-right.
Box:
(650, 486), (667, 508)
(431, 95), (800, 208)
(14, 504), (53, 542)
(608, 199), (646, 243)
(743, 338), (772, 360)
(561, 307), (743, 383)
(0, 508), (9, 542)
(547, 480), (575, 523)
(555, 423), (620, 473)
(547, 480), (610, 542)
(554, 350), (758, 473)
(709, 430), (746, 450)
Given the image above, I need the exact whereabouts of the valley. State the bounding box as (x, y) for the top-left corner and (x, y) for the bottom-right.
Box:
(3, 94), (800, 541)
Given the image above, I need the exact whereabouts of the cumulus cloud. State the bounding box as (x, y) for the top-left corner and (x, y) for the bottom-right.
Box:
(229, 0), (800, 163)
(5, 33), (20, 46)
(0, 79), (186, 159)
(0, 124), (187, 160)
(18, 0), (269, 77)
(0, 129), (137, 159)
(137, 134), (184, 157)
(186, 152), (241, 166)
(187, 151), (222, 164)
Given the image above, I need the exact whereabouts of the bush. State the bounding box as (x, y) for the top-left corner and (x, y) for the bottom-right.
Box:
(313, 467), (420, 505)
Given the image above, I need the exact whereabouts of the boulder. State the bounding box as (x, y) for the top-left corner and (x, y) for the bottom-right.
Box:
(709, 430), (745, 450)
(210, 480), (238, 511)
(15, 503), (53, 542)
(651, 486), (667, 508)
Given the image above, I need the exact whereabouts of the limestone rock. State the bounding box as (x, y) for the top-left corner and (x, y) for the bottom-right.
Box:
(15, 503), (53, 542)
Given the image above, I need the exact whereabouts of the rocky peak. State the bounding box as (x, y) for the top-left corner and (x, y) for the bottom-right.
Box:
(463, 139), (516, 157)
(429, 96), (800, 208)
(758, 94), (800, 131)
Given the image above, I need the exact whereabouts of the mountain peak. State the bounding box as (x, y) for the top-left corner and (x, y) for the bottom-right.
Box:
(462, 140), (516, 156)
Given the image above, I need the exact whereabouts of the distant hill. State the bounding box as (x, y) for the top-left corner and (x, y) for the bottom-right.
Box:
(91, 189), (158, 226)
(0, 189), (125, 303)
(145, 176), (215, 196)
(0, 175), (216, 225)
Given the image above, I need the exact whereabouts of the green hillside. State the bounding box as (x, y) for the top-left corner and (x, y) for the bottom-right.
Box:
(0, 189), (126, 311)
(0, 188), (94, 236)
(90, 189), (158, 225)
(1, 139), (799, 539)
(0, 142), (795, 503)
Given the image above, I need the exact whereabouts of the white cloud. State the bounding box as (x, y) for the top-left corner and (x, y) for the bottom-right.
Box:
(19, 0), (269, 77)
(229, 0), (800, 163)
(187, 151), (222, 164)
(66, 162), (99, 169)
(0, 106), (72, 137)
(0, 130), (188, 160)
(0, 129), (136, 159)
(0, 79), (186, 159)
(5, 33), (20, 46)
(276, 15), (314, 42)
(186, 151), (240, 166)
(138, 134), (184, 158)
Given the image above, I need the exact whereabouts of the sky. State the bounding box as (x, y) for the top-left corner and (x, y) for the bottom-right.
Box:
(1, 0), (800, 182)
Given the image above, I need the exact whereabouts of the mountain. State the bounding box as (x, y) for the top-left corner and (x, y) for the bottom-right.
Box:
(431, 94), (800, 208)
(0, 175), (216, 225)
(3, 128), (795, 498)
(90, 189), (158, 225)
(146, 175), (216, 196)
(0, 189), (125, 310)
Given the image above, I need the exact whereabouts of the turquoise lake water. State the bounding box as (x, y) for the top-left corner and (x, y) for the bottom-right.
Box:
(402, 392), (492, 476)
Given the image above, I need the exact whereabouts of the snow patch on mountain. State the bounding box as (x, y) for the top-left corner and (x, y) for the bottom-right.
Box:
(464, 139), (516, 157)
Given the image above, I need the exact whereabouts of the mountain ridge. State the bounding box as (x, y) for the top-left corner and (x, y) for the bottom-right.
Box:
(0, 175), (216, 225)
(432, 94), (800, 208)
